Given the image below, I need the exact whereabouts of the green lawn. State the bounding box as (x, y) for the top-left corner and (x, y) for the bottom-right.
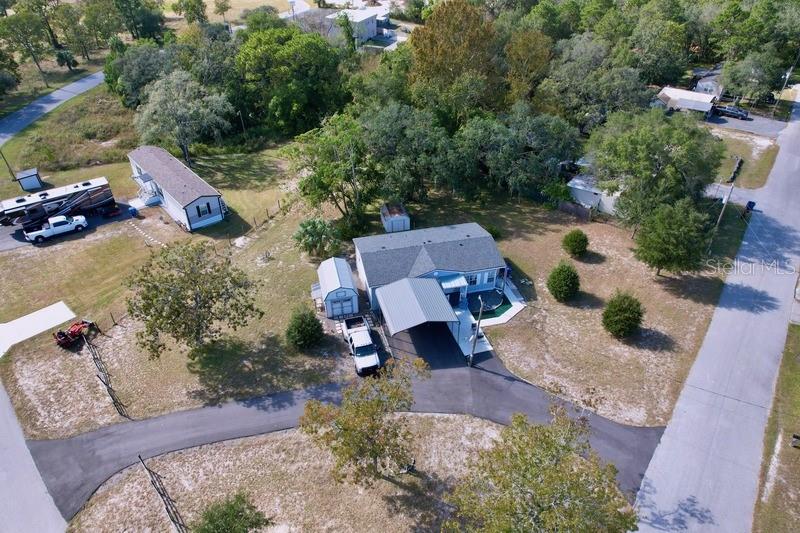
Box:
(712, 128), (779, 190)
(708, 202), (749, 260)
(0, 54), (108, 119)
(754, 324), (800, 532)
(1, 85), (136, 175)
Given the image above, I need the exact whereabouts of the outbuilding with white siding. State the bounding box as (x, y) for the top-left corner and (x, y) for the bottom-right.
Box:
(314, 257), (359, 319)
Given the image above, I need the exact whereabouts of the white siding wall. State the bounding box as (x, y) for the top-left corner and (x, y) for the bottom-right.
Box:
(161, 190), (189, 228)
(569, 186), (618, 215)
(185, 196), (224, 231)
(324, 288), (359, 318)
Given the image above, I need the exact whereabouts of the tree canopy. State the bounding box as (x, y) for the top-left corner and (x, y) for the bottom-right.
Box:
(135, 69), (232, 164)
(588, 109), (723, 228)
(447, 408), (637, 531)
(126, 241), (263, 358)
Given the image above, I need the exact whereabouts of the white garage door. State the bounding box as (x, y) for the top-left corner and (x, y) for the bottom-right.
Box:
(331, 298), (354, 317)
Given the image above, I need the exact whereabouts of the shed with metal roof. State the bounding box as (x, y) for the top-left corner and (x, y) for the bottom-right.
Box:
(314, 257), (359, 319)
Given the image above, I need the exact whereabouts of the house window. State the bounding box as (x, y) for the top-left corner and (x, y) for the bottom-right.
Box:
(466, 274), (477, 286)
(487, 271), (496, 284)
(196, 203), (211, 217)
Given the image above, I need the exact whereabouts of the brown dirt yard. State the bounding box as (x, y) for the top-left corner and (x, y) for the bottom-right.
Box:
(68, 414), (500, 532)
(414, 194), (743, 426)
(0, 198), (353, 440)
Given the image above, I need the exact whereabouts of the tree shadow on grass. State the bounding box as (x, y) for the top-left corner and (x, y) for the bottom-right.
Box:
(381, 470), (455, 533)
(186, 333), (339, 406)
(192, 152), (284, 192)
(655, 274), (724, 306)
(578, 250), (606, 264)
(567, 291), (604, 310)
(625, 327), (676, 353)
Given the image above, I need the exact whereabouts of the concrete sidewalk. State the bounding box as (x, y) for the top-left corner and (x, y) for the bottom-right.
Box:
(637, 86), (800, 532)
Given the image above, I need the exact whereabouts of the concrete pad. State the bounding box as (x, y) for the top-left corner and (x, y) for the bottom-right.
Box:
(481, 280), (527, 327)
(0, 301), (75, 356)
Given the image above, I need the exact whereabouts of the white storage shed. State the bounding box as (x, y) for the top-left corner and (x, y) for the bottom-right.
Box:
(567, 175), (619, 216)
(380, 203), (410, 233)
(316, 257), (359, 319)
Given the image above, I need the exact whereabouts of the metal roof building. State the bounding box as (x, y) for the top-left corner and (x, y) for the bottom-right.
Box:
(313, 257), (359, 319)
(375, 278), (458, 336)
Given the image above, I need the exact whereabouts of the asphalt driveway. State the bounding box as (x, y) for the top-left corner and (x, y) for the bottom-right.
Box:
(707, 114), (786, 138)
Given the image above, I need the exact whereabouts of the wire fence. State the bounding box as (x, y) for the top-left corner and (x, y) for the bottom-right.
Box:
(83, 333), (130, 420)
(139, 455), (189, 533)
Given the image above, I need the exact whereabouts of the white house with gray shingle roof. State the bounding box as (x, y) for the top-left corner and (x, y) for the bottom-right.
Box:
(128, 146), (227, 232)
(353, 223), (507, 311)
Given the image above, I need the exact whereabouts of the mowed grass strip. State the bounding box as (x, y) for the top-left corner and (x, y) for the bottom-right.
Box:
(753, 324), (800, 533)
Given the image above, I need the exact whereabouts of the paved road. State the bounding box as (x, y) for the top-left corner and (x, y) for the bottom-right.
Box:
(637, 87), (800, 531)
(29, 331), (663, 520)
(707, 113), (787, 138)
(0, 385), (66, 532)
(0, 71), (105, 148)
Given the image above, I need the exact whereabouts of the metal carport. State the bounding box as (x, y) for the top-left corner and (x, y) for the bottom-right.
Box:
(375, 278), (459, 336)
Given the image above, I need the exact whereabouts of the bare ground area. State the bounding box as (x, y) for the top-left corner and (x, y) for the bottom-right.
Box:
(415, 196), (729, 427)
(68, 414), (500, 532)
(0, 201), (353, 439)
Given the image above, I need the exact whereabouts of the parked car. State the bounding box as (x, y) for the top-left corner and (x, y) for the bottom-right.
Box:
(714, 105), (749, 120)
(24, 215), (87, 243)
(342, 316), (381, 376)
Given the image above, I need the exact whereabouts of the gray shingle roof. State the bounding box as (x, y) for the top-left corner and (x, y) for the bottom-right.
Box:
(128, 146), (220, 206)
(353, 223), (505, 288)
(375, 278), (458, 335)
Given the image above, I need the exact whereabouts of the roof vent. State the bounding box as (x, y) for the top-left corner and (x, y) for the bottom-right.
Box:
(466, 234), (471, 237)
(380, 246), (386, 249)
(15, 198), (25, 203)
(82, 181), (91, 187)
(38, 192), (48, 198)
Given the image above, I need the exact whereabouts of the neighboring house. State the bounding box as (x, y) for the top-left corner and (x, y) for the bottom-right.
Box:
(656, 86), (717, 116)
(326, 9), (378, 44)
(128, 146), (227, 232)
(695, 76), (723, 99)
(354, 222), (506, 311)
(312, 257), (359, 319)
(380, 203), (410, 233)
(567, 175), (619, 216)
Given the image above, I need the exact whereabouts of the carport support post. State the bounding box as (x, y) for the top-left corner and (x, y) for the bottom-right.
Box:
(469, 295), (484, 367)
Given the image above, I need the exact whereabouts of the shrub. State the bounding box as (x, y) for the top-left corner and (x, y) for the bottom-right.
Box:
(602, 291), (644, 338)
(194, 492), (270, 533)
(293, 217), (341, 257)
(485, 223), (503, 240)
(546, 261), (580, 302)
(286, 306), (324, 349)
(562, 229), (589, 257)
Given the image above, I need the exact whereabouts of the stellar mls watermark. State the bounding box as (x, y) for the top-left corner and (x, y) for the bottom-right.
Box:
(705, 258), (798, 276)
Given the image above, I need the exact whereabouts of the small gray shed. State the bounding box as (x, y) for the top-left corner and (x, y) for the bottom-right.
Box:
(380, 203), (410, 233)
(14, 168), (44, 191)
(315, 257), (359, 318)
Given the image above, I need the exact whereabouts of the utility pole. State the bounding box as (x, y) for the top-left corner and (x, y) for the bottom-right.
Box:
(708, 183), (735, 255)
(772, 46), (800, 118)
(0, 148), (15, 180)
(468, 295), (483, 367)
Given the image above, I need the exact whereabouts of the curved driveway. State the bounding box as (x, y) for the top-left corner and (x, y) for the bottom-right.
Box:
(0, 71), (105, 147)
(29, 343), (663, 521)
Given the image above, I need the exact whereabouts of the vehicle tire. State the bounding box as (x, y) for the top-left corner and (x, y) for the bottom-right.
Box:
(75, 225), (84, 232)
(34, 236), (45, 244)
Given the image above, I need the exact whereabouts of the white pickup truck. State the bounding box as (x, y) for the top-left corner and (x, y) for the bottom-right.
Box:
(343, 317), (381, 376)
(24, 215), (87, 243)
